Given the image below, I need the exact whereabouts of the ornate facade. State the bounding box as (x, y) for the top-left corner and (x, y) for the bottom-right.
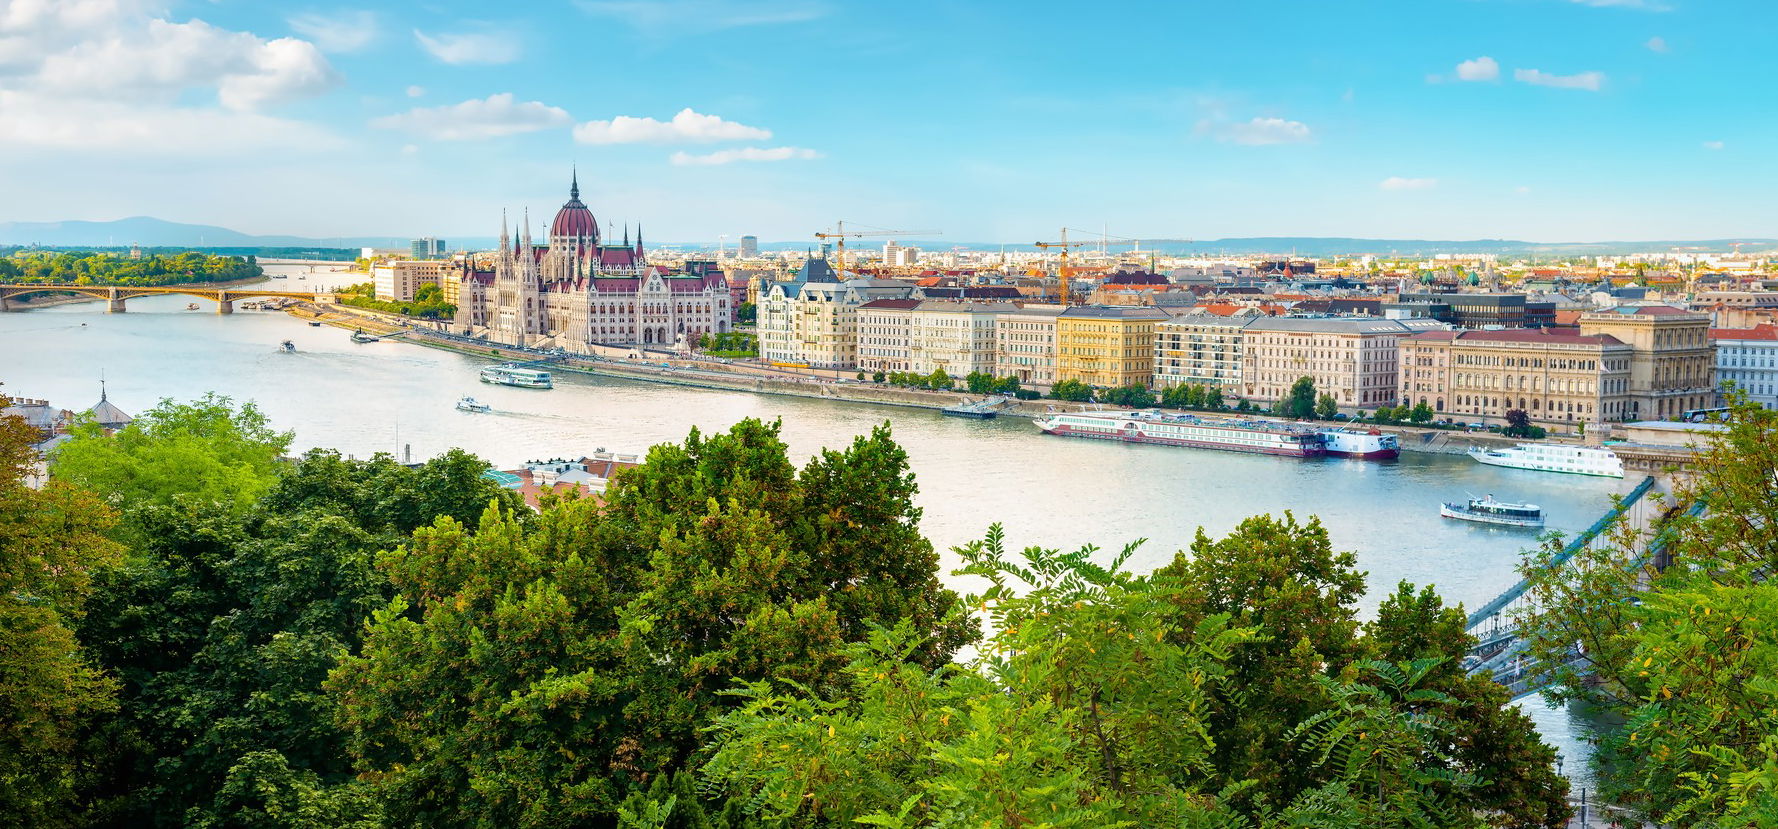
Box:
(456, 174), (731, 349)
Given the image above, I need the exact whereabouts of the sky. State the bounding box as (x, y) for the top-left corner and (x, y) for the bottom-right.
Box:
(0, 0), (1772, 244)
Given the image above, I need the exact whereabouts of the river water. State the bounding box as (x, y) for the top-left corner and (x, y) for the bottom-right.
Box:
(0, 263), (1606, 782)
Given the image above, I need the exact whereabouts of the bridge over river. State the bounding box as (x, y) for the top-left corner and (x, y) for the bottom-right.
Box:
(0, 284), (329, 314)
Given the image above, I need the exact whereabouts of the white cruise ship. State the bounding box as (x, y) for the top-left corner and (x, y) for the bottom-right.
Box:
(1467, 443), (1623, 478)
(1033, 410), (1324, 457)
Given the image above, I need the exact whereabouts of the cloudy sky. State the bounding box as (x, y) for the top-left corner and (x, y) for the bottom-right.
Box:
(0, 0), (1770, 243)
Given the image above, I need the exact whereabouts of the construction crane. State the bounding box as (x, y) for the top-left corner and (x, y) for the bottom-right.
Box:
(814, 221), (940, 276)
(1034, 228), (1090, 305)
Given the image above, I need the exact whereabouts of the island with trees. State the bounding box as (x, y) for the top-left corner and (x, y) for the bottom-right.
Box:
(0, 249), (263, 286)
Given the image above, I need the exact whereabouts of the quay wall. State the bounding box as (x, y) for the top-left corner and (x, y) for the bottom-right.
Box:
(293, 302), (1561, 456)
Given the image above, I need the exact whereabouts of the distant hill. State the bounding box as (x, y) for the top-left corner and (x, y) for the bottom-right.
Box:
(3, 217), (1772, 258)
(0, 217), (406, 249)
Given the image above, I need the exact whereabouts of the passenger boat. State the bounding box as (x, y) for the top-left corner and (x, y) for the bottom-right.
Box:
(1440, 495), (1544, 528)
(1317, 428), (1399, 460)
(308, 321), (322, 327)
(280, 340), (295, 352)
(942, 399), (1000, 419)
(185, 303), (200, 310)
(1033, 410), (1324, 457)
(480, 365), (553, 389)
(1467, 443), (1622, 478)
(350, 330), (379, 343)
(455, 396), (491, 413)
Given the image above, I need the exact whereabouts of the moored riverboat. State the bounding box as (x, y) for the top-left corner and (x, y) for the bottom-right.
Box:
(1033, 410), (1324, 457)
(480, 365), (553, 389)
(1440, 495), (1544, 528)
(942, 399), (1000, 419)
(1467, 443), (1622, 477)
(350, 330), (379, 343)
(1317, 428), (1399, 460)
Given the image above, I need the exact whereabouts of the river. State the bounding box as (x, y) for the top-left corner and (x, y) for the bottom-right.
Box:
(0, 262), (1606, 783)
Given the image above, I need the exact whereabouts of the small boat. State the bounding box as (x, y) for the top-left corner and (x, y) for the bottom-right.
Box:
(480, 365), (553, 389)
(350, 330), (379, 343)
(1440, 495), (1544, 528)
(280, 340), (295, 352)
(272, 274), (287, 279)
(943, 399), (1001, 419)
(455, 396), (491, 413)
(308, 321), (322, 327)
(186, 303), (200, 311)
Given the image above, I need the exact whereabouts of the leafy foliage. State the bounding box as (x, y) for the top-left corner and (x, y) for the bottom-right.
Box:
(1048, 378), (1094, 402)
(0, 249), (261, 287)
(336, 282), (456, 320)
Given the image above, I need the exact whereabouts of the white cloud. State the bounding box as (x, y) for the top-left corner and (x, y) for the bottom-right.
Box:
(1380, 176), (1437, 191)
(1198, 116), (1313, 146)
(1455, 56), (1499, 82)
(669, 146), (820, 166)
(406, 84), (425, 97)
(370, 93), (571, 140)
(577, 0), (827, 35)
(0, 89), (343, 154)
(413, 28), (521, 65)
(287, 10), (377, 53)
(1514, 68), (1605, 91)
(573, 108), (771, 145)
(1645, 36), (1668, 52)
(1702, 140), (1724, 150)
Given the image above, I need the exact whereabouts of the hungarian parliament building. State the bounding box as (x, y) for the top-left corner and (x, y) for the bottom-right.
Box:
(452, 174), (734, 349)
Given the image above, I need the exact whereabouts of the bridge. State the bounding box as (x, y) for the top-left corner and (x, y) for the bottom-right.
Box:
(1463, 431), (1710, 699)
(0, 284), (329, 314)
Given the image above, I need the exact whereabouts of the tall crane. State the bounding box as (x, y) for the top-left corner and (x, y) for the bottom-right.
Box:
(1034, 228), (1089, 305)
(814, 221), (939, 276)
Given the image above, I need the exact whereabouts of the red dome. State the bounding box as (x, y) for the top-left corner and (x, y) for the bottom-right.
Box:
(549, 175), (599, 242)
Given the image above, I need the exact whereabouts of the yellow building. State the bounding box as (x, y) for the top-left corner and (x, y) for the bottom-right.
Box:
(1056, 306), (1170, 388)
(1577, 306), (1716, 421)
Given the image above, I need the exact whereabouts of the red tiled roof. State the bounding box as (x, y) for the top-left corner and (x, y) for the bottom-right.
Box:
(1455, 329), (1625, 346)
(1712, 324), (1778, 341)
(1552, 309), (1582, 324)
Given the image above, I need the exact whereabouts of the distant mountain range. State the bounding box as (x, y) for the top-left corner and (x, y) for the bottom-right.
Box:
(2, 217), (1773, 258)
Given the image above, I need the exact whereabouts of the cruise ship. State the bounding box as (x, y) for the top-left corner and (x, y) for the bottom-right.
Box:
(1033, 410), (1325, 457)
(1467, 443), (1622, 478)
(480, 365), (554, 389)
(1317, 428), (1400, 460)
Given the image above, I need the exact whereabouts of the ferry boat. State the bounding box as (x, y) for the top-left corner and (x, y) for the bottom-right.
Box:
(280, 340), (295, 352)
(455, 396), (491, 413)
(942, 399), (1000, 419)
(1033, 410), (1324, 457)
(185, 303), (200, 311)
(1318, 428), (1399, 460)
(1467, 443), (1622, 478)
(480, 365), (553, 389)
(1440, 495), (1544, 528)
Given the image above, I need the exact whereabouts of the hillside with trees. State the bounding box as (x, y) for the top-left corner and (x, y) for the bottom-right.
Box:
(0, 250), (262, 286)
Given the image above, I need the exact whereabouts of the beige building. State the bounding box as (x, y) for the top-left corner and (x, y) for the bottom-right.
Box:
(858, 299), (919, 373)
(1578, 306), (1716, 421)
(758, 258), (915, 369)
(1240, 318), (1442, 409)
(1055, 306), (1170, 388)
(907, 300), (1011, 378)
(995, 304), (1066, 389)
(1153, 314), (1254, 390)
(1398, 329), (1633, 427)
(372, 259), (450, 302)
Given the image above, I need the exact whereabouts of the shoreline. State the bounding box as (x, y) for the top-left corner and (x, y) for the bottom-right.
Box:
(289, 301), (1537, 456)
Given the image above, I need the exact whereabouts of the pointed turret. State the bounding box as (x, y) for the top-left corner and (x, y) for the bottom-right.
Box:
(634, 224), (643, 253)
(622, 224), (629, 246)
(570, 166), (579, 201)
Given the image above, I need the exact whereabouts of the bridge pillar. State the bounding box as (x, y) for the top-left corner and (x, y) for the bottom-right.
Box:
(216, 299), (234, 315)
(107, 289), (127, 313)
(0, 294), (9, 312)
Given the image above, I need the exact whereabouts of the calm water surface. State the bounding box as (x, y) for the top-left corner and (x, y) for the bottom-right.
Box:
(0, 263), (1606, 782)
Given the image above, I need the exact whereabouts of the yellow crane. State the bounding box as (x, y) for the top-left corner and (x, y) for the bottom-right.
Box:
(814, 221), (939, 276)
(1034, 229), (1089, 305)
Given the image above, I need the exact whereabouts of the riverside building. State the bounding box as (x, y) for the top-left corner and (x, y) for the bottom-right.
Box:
(757, 257), (914, 369)
(1711, 323), (1778, 410)
(1239, 318), (1442, 411)
(1577, 306), (1716, 421)
(995, 304), (1066, 390)
(1398, 329), (1633, 427)
(1055, 306), (1170, 388)
(1152, 314), (1255, 390)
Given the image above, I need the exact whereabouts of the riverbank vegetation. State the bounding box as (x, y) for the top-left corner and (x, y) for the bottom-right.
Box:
(335, 282), (455, 320)
(696, 331), (757, 358)
(8, 391), (1773, 826)
(0, 249), (262, 286)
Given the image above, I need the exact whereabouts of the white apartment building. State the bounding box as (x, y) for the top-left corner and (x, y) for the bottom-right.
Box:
(995, 304), (1066, 390)
(758, 257), (915, 368)
(858, 299), (919, 373)
(1240, 317), (1447, 410)
(1153, 314), (1255, 390)
(908, 300), (1012, 378)
(1713, 323), (1778, 410)
(883, 241), (921, 268)
(372, 259), (451, 302)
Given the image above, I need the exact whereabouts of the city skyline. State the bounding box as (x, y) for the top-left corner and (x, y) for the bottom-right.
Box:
(1, 0), (1771, 242)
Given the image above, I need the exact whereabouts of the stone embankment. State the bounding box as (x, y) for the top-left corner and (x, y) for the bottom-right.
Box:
(292, 301), (1574, 456)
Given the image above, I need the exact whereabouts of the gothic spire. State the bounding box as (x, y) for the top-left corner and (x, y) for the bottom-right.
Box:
(635, 223), (643, 251)
(622, 224), (629, 246)
(570, 166), (580, 201)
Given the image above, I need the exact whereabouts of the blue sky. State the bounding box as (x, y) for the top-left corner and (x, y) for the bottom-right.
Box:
(0, 0), (1771, 243)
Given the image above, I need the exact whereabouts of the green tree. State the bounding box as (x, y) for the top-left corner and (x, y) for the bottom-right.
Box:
(737, 302), (756, 324)
(1315, 392), (1339, 420)
(330, 420), (973, 826)
(1205, 386), (1225, 410)
(412, 282), (443, 304)
(0, 398), (125, 827)
(1518, 398), (1778, 824)
(926, 369), (954, 391)
(964, 371), (994, 395)
(1285, 376), (1317, 419)
(1409, 401), (1435, 424)
(1048, 379), (1093, 403)
(52, 394), (291, 522)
